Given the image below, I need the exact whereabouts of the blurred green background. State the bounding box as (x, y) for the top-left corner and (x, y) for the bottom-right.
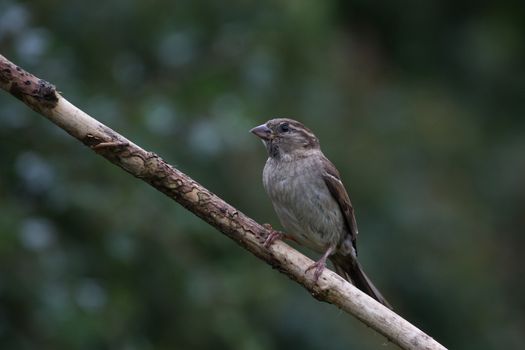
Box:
(1, 1), (524, 349)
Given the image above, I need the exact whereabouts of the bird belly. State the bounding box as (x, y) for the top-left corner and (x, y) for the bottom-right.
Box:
(263, 160), (344, 253)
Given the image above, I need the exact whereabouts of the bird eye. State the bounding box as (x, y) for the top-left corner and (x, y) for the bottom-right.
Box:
(279, 123), (290, 133)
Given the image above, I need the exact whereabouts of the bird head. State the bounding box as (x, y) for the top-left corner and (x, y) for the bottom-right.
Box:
(250, 118), (319, 159)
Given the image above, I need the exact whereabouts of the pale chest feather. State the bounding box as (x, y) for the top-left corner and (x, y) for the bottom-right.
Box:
(262, 156), (345, 252)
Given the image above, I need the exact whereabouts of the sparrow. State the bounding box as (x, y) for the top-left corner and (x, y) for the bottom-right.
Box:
(250, 118), (391, 308)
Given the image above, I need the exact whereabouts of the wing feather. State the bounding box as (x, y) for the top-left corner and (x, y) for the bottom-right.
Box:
(321, 159), (358, 252)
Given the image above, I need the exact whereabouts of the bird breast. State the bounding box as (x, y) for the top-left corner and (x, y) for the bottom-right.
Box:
(262, 155), (345, 252)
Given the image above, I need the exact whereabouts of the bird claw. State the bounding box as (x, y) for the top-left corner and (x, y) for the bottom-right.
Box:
(305, 260), (326, 282)
(262, 224), (284, 248)
(264, 231), (283, 248)
(305, 246), (334, 282)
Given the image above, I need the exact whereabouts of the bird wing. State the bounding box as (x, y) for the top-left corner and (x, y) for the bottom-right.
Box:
(322, 159), (358, 252)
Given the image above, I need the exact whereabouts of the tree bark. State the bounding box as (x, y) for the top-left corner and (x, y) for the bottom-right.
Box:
(0, 54), (447, 350)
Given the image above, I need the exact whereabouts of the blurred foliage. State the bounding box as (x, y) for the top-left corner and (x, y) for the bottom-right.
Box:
(1, 0), (524, 349)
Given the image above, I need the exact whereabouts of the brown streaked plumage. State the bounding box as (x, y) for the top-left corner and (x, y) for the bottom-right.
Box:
(251, 118), (391, 308)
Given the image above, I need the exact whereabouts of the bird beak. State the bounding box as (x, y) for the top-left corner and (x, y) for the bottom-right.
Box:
(250, 124), (272, 140)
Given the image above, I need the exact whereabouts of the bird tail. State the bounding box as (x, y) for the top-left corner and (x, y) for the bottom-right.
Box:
(331, 254), (392, 309)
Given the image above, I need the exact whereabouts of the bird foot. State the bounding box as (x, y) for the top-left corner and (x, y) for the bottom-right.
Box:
(262, 224), (284, 248)
(305, 246), (334, 282)
(305, 259), (327, 282)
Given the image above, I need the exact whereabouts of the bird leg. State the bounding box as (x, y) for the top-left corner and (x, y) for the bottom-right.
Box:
(262, 224), (298, 248)
(305, 246), (335, 281)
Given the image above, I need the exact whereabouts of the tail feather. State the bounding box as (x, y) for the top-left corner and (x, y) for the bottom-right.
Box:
(331, 255), (392, 309)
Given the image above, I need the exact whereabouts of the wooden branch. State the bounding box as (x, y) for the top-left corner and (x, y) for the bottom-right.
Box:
(0, 54), (447, 350)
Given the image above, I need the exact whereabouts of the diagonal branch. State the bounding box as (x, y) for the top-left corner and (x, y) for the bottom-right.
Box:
(0, 54), (447, 350)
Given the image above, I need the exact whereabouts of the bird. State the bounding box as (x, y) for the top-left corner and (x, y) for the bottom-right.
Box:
(250, 118), (391, 308)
